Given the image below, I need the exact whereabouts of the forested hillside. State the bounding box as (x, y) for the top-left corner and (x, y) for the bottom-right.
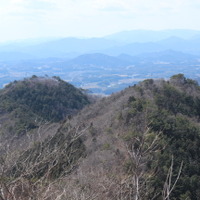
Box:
(0, 76), (90, 136)
(1, 74), (200, 199)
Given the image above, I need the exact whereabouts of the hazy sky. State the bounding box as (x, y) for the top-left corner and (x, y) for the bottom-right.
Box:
(0, 0), (200, 42)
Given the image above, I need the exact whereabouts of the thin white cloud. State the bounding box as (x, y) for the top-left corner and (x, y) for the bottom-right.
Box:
(24, 0), (55, 10)
(0, 0), (200, 42)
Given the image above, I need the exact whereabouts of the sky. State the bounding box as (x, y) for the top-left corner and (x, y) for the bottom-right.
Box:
(0, 0), (200, 42)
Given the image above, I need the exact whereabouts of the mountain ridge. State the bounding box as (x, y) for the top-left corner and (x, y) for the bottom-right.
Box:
(1, 29), (200, 60)
(1, 74), (200, 199)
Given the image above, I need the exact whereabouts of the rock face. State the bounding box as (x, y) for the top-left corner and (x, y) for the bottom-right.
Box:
(1, 74), (200, 199)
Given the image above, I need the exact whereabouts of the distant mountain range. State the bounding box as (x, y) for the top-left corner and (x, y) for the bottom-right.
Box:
(1, 29), (200, 94)
(0, 29), (200, 60)
(0, 37), (122, 59)
(64, 53), (133, 67)
(59, 50), (198, 68)
(105, 29), (200, 43)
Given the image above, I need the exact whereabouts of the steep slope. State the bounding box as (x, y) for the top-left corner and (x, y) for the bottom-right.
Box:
(63, 74), (200, 199)
(1, 74), (200, 199)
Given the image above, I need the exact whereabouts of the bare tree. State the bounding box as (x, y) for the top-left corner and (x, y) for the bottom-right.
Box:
(124, 128), (183, 200)
(162, 155), (183, 200)
(125, 127), (162, 200)
(0, 122), (90, 200)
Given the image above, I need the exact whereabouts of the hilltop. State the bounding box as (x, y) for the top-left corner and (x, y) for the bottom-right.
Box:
(1, 74), (200, 199)
(0, 76), (90, 138)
